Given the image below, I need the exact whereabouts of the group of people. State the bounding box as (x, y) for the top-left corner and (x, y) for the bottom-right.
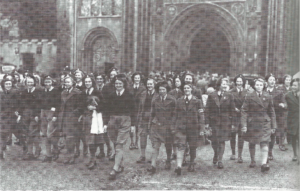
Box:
(0, 66), (299, 180)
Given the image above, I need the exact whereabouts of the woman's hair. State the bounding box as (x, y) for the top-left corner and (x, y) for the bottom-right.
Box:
(265, 73), (276, 82)
(290, 78), (300, 87)
(155, 81), (171, 93)
(282, 74), (292, 84)
(42, 75), (55, 86)
(94, 73), (107, 84)
(114, 73), (128, 88)
(233, 74), (246, 87)
(64, 74), (76, 86)
(1, 78), (13, 91)
(131, 72), (143, 83)
(172, 75), (182, 89)
(215, 77), (229, 90)
(83, 75), (96, 89)
(24, 74), (36, 86)
(253, 78), (265, 90)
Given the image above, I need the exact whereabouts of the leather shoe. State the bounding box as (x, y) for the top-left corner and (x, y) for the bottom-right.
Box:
(249, 161), (256, 168)
(182, 160), (188, 167)
(52, 153), (59, 161)
(279, 145), (288, 151)
(237, 157), (243, 163)
(217, 161), (224, 169)
(85, 158), (94, 166)
(109, 154), (115, 161)
(34, 146), (42, 159)
(108, 170), (117, 180)
(171, 154), (177, 160)
(165, 160), (171, 170)
(88, 161), (96, 170)
(147, 166), (156, 175)
(230, 155), (235, 160)
(174, 167), (181, 175)
(96, 152), (105, 159)
(136, 156), (146, 164)
(74, 152), (80, 159)
(116, 166), (124, 173)
(188, 163), (195, 172)
(213, 156), (218, 165)
(107, 148), (112, 158)
(292, 156), (298, 161)
(42, 156), (52, 163)
(268, 152), (273, 160)
(261, 164), (270, 172)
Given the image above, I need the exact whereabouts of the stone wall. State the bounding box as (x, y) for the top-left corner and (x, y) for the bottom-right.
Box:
(0, 39), (57, 74)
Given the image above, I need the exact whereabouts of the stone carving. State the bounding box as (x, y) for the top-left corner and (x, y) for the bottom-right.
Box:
(168, 6), (177, 16)
(80, 0), (122, 17)
(93, 37), (115, 70)
(247, 0), (257, 12)
(0, 13), (19, 40)
(231, 3), (244, 16)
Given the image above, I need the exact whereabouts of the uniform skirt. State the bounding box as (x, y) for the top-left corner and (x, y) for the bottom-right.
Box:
(83, 114), (105, 145)
(107, 115), (131, 145)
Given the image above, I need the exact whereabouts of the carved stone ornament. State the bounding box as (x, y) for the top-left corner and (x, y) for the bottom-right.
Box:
(168, 6), (177, 16)
(231, 3), (244, 16)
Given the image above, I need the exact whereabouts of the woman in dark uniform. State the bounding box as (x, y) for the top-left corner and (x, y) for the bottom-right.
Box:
(129, 72), (146, 150)
(173, 83), (205, 175)
(205, 78), (235, 169)
(241, 78), (277, 172)
(106, 74), (135, 180)
(73, 69), (85, 92)
(40, 75), (61, 162)
(265, 73), (287, 159)
(0, 78), (18, 159)
(82, 75), (108, 169)
(58, 75), (84, 164)
(147, 81), (176, 174)
(18, 75), (42, 160)
(229, 74), (247, 163)
(285, 79), (299, 162)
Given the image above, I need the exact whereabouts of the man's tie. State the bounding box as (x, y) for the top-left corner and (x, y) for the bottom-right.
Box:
(238, 89), (241, 96)
(218, 93), (222, 101)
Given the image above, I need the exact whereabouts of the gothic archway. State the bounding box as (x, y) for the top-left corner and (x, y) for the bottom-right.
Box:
(81, 27), (119, 72)
(164, 3), (244, 75)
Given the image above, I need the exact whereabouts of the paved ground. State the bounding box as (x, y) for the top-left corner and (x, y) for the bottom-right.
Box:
(0, 137), (299, 190)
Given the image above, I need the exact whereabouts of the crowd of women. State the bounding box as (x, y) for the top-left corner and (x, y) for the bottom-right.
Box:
(0, 67), (299, 180)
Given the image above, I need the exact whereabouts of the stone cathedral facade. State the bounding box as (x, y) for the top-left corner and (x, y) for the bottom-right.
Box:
(0, 0), (298, 76)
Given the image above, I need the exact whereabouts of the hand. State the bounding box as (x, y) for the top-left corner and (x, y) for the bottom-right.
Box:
(241, 127), (247, 133)
(15, 111), (19, 116)
(16, 115), (21, 123)
(231, 125), (236, 132)
(279, 103), (285, 108)
(78, 115), (83, 122)
(131, 126), (135, 133)
(87, 105), (96, 110)
(235, 108), (240, 112)
(271, 129), (276, 134)
(199, 131), (204, 136)
(34, 116), (39, 123)
(52, 117), (57, 122)
(104, 125), (107, 133)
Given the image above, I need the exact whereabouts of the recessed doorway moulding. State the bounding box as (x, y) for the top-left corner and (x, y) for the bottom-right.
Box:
(162, 3), (245, 75)
(79, 26), (119, 72)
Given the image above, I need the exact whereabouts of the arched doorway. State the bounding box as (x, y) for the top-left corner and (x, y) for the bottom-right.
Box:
(189, 28), (230, 74)
(164, 3), (244, 76)
(81, 27), (119, 72)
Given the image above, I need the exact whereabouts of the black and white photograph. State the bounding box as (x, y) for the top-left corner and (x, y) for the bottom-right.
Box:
(0, 0), (299, 190)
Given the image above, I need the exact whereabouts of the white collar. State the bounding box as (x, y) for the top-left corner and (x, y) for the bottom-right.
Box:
(161, 94), (167, 101)
(134, 84), (139, 89)
(218, 91), (223, 96)
(116, 89), (125, 96)
(76, 81), (82, 86)
(267, 87), (274, 92)
(68, 87), (73, 93)
(45, 86), (54, 92)
(148, 89), (155, 95)
(86, 87), (94, 95)
(184, 94), (192, 100)
(237, 87), (243, 92)
(256, 91), (262, 96)
(28, 87), (35, 93)
(98, 84), (104, 90)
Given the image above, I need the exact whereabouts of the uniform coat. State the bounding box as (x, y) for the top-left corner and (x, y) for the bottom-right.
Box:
(149, 94), (176, 143)
(241, 91), (277, 144)
(58, 88), (84, 137)
(173, 96), (205, 147)
(205, 91), (235, 142)
(230, 87), (248, 128)
(128, 84), (147, 127)
(285, 92), (299, 136)
(169, 88), (184, 100)
(265, 87), (286, 135)
(0, 90), (18, 133)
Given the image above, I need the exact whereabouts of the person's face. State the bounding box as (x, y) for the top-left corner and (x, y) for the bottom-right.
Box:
(159, 86), (167, 97)
(26, 78), (34, 89)
(291, 81), (299, 93)
(284, 77), (291, 87)
(149, 72), (155, 79)
(155, 73), (161, 80)
(14, 75), (19, 82)
(134, 75), (141, 84)
(147, 79), (155, 91)
(236, 77), (243, 88)
(267, 76), (276, 87)
(5, 75), (13, 81)
(184, 85), (192, 96)
(255, 81), (264, 93)
(184, 75), (193, 83)
(60, 75), (65, 83)
(175, 78), (181, 88)
(110, 71), (117, 79)
(4, 81), (12, 91)
(75, 72), (82, 82)
(115, 80), (124, 91)
(64, 78), (73, 89)
(96, 76), (104, 85)
(220, 80), (228, 92)
(85, 78), (93, 89)
(44, 79), (52, 89)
